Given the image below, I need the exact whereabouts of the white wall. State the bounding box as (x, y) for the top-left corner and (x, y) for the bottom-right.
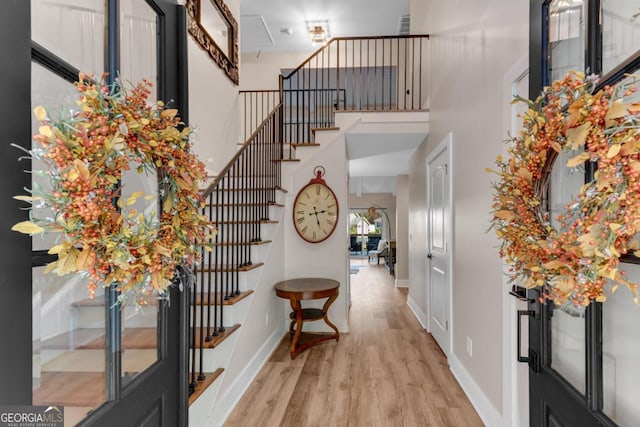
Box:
(408, 0), (529, 420)
(395, 175), (409, 285)
(188, 0), (242, 175)
(240, 52), (311, 90)
(283, 132), (350, 333)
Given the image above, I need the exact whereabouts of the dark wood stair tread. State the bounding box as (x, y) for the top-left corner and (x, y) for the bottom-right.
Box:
(274, 158), (300, 162)
(73, 290), (254, 307)
(41, 327), (158, 350)
(291, 142), (320, 147)
(199, 262), (264, 273)
(211, 239), (272, 246)
(193, 324), (240, 349)
(189, 368), (224, 406)
(311, 126), (339, 133)
(212, 219), (278, 225)
(205, 202), (284, 208)
(193, 290), (254, 305)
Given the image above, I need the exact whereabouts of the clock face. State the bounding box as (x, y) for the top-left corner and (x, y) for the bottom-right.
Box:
(293, 182), (339, 243)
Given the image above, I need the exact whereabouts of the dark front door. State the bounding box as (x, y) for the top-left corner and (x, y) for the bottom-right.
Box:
(3, 1), (188, 425)
(528, 1), (640, 426)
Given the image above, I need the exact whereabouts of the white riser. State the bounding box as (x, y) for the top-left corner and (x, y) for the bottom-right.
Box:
(191, 293), (253, 327)
(190, 330), (239, 374)
(189, 371), (225, 424)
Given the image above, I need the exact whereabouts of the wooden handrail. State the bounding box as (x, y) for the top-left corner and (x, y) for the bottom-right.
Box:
(201, 102), (283, 199)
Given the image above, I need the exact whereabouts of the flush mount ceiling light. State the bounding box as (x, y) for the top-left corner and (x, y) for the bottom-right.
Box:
(305, 20), (330, 46)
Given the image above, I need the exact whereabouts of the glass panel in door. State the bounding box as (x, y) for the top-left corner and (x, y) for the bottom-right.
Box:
(546, 136), (587, 395)
(602, 263), (640, 427)
(548, 0), (585, 81)
(31, 0), (105, 74)
(601, 0), (640, 75)
(30, 62), (109, 426)
(119, 0), (162, 384)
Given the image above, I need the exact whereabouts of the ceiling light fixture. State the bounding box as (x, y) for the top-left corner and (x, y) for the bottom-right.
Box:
(306, 20), (330, 46)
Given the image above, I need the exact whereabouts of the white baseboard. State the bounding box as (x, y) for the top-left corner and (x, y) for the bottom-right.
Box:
(406, 294), (427, 329)
(206, 328), (286, 427)
(449, 353), (502, 427)
(395, 279), (409, 288)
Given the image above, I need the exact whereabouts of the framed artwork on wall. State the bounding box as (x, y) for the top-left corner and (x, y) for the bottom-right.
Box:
(186, 0), (239, 85)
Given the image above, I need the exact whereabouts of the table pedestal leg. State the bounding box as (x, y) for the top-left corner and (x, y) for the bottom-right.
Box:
(289, 297), (303, 359)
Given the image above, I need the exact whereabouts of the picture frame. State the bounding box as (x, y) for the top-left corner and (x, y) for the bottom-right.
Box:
(185, 0), (239, 85)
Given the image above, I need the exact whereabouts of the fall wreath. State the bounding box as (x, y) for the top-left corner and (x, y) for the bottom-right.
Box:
(489, 71), (640, 307)
(13, 73), (212, 302)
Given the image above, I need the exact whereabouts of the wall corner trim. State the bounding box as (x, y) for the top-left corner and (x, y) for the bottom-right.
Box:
(449, 354), (503, 427)
(406, 294), (427, 329)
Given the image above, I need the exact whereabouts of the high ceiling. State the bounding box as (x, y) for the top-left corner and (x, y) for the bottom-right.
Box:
(240, 0), (410, 54)
(240, 0), (418, 193)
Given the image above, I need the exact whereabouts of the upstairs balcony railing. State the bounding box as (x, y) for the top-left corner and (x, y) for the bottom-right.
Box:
(279, 35), (429, 145)
(240, 35), (429, 146)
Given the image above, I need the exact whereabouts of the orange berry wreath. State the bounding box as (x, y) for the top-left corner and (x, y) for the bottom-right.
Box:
(13, 73), (212, 303)
(489, 71), (640, 307)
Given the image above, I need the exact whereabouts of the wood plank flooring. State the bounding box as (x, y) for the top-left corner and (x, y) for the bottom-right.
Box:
(225, 260), (483, 426)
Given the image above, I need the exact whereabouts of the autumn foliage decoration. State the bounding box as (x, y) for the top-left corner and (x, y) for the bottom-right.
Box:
(13, 74), (212, 302)
(489, 71), (640, 307)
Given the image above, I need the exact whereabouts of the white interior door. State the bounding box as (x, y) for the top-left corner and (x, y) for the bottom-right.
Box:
(427, 137), (451, 356)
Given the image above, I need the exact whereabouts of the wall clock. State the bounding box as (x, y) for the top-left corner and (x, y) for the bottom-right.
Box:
(293, 166), (339, 243)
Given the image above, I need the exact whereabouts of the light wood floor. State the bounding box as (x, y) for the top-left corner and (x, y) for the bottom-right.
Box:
(225, 260), (483, 427)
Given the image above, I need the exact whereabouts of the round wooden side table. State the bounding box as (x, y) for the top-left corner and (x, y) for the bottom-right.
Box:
(274, 277), (340, 359)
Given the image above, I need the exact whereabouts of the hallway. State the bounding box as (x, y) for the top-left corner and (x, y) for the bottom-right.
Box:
(225, 260), (483, 426)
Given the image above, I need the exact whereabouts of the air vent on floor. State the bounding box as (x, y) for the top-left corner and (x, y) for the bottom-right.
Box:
(398, 14), (410, 35)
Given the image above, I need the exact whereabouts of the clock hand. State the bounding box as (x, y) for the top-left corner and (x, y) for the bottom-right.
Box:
(312, 206), (321, 226)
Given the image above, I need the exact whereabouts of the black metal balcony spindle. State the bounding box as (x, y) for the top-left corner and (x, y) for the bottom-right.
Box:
(189, 265), (197, 392)
(197, 250), (205, 380)
(213, 187), (220, 337)
(205, 192), (213, 341)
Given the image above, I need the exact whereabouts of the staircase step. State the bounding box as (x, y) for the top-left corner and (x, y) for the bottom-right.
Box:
(199, 262), (264, 273)
(193, 324), (240, 349)
(41, 327), (157, 350)
(211, 239), (272, 246)
(205, 202), (284, 208)
(212, 219), (278, 225)
(311, 126), (340, 133)
(189, 368), (224, 406)
(274, 158), (300, 162)
(73, 290), (255, 308)
(193, 290), (253, 306)
(291, 142), (320, 148)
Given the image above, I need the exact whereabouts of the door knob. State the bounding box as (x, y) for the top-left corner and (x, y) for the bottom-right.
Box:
(427, 254), (433, 259)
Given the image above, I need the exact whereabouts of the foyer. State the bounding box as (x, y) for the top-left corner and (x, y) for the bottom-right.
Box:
(225, 260), (483, 426)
